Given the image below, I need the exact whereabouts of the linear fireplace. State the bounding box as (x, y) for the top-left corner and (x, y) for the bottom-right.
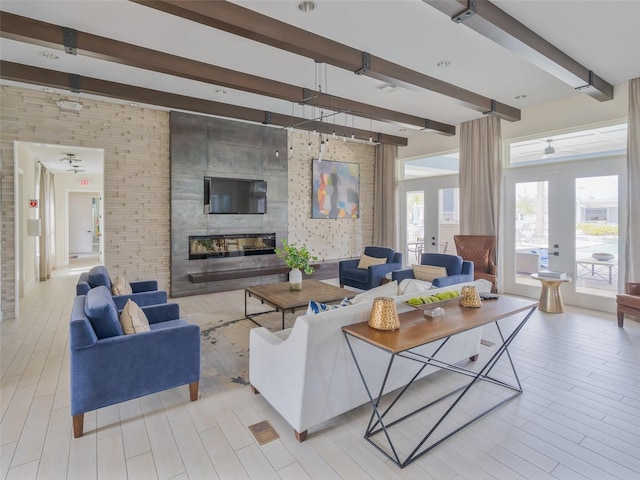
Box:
(189, 233), (276, 260)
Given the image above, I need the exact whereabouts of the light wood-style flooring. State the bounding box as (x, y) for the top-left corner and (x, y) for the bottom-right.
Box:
(1, 261), (640, 479)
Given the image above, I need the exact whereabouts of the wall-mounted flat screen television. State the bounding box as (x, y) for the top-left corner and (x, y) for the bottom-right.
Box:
(204, 177), (267, 214)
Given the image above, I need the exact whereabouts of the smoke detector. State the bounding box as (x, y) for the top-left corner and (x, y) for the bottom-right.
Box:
(56, 100), (83, 113)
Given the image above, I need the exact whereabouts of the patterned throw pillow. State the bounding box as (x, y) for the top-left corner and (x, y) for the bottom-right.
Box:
(306, 297), (351, 315)
(357, 254), (388, 269)
(412, 265), (448, 282)
(112, 275), (133, 295)
(119, 299), (150, 335)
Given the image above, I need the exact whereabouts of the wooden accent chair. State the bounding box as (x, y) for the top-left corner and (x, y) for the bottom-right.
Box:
(454, 235), (498, 293)
(616, 283), (640, 327)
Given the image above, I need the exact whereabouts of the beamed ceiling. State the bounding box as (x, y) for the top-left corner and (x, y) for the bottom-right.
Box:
(1, 0), (639, 151)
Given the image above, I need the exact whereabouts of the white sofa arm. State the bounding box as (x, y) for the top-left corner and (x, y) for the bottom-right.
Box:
(249, 325), (310, 434)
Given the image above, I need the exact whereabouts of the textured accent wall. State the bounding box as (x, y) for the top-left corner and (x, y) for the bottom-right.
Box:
(0, 86), (170, 318)
(170, 112), (288, 297)
(286, 131), (375, 261)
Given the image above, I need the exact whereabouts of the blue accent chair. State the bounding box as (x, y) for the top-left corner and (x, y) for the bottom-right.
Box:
(70, 285), (200, 437)
(392, 253), (474, 288)
(339, 246), (403, 290)
(76, 265), (167, 309)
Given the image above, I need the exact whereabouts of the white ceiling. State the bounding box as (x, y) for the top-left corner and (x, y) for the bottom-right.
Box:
(2, 0), (639, 174)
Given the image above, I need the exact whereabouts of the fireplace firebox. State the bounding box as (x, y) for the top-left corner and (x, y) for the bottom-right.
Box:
(189, 233), (276, 260)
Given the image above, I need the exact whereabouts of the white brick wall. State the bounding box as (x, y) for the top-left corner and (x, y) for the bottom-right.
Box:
(1, 86), (170, 318)
(0, 86), (376, 317)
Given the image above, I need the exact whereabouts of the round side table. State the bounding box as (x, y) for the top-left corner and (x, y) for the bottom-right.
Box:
(531, 273), (571, 313)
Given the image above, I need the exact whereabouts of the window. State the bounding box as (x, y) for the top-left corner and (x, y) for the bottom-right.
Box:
(403, 152), (459, 179)
(507, 123), (627, 167)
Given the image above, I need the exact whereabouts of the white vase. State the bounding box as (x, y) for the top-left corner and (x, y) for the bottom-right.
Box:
(289, 268), (302, 291)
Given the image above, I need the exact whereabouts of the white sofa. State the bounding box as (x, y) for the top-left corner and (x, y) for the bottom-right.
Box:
(249, 279), (492, 441)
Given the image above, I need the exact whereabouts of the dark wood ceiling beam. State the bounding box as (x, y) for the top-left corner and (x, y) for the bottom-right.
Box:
(130, 0), (520, 122)
(0, 12), (449, 136)
(424, 0), (613, 101)
(0, 61), (407, 146)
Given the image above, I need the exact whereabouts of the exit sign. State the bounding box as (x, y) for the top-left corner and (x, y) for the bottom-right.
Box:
(80, 179), (90, 186)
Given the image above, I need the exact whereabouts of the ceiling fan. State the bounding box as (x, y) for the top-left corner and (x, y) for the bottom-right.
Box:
(542, 139), (577, 159)
(60, 153), (83, 164)
(67, 165), (85, 174)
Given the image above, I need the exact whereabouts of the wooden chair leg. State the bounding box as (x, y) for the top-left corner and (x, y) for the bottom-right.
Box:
(617, 311), (624, 328)
(189, 381), (199, 401)
(294, 429), (307, 442)
(73, 413), (84, 438)
(250, 384), (260, 395)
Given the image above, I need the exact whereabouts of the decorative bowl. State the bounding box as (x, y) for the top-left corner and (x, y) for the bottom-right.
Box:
(591, 252), (614, 261)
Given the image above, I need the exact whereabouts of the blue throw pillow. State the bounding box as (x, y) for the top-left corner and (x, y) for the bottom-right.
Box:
(306, 297), (351, 315)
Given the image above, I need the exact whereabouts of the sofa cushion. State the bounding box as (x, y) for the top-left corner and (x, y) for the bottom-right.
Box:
(412, 265), (447, 282)
(119, 299), (150, 334)
(84, 286), (123, 339)
(112, 275), (133, 295)
(350, 281), (398, 304)
(357, 253), (387, 269)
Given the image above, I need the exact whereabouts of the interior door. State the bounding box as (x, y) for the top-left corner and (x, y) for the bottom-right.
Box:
(69, 193), (94, 254)
(399, 174), (459, 265)
(503, 160), (625, 312)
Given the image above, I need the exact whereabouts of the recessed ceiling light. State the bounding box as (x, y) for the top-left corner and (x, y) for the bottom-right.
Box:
(398, 128), (408, 132)
(39, 51), (59, 60)
(298, 1), (316, 13)
(43, 88), (55, 93)
(515, 94), (527, 100)
(216, 89), (227, 95)
(130, 102), (140, 107)
(436, 60), (451, 68)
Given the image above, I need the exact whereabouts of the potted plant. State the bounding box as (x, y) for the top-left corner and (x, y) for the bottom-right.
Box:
(275, 239), (318, 290)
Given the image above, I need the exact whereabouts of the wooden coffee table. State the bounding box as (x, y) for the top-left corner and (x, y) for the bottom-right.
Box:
(245, 279), (354, 329)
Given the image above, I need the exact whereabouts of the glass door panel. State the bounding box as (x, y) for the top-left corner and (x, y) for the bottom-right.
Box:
(399, 175), (458, 266)
(514, 181), (549, 286)
(438, 187), (459, 254)
(406, 191), (424, 263)
(575, 175), (619, 295)
(504, 162), (624, 312)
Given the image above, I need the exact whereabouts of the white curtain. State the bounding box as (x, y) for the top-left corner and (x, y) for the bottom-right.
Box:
(625, 78), (640, 284)
(459, 116), (502, 235)
(38, 166), (55, 280)
(373, 143), (398, 249)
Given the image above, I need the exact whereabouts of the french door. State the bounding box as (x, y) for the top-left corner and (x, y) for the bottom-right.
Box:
(503, 159), (626, 312)
(398, 174), (459, 265)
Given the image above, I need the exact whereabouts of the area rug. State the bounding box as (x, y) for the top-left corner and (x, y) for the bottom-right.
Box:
(186, 309), (298, 395)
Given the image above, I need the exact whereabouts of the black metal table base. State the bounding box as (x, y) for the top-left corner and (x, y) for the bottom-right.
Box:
(344, 305), (537, 468)
(244, 290), (288, 330)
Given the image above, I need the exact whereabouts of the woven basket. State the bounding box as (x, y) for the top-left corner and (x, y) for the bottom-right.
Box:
(459, 286), (482, 308)
(368, 297), (400, 331)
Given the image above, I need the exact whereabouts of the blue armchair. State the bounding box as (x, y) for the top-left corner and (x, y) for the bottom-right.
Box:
(339, 246), (403, 290)
(392, 253), (474, 288)
(70, 285), (200, 437)
(76, 265), (167, 309)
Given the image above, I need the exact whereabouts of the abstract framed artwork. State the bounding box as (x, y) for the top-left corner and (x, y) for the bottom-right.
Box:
(312, 159), (360, 219)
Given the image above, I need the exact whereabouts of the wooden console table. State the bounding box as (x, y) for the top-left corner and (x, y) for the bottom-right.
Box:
(342, 296), (537, 468)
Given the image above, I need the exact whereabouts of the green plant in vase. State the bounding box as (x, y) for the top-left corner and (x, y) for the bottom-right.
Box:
(275, 239), (318, 290)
